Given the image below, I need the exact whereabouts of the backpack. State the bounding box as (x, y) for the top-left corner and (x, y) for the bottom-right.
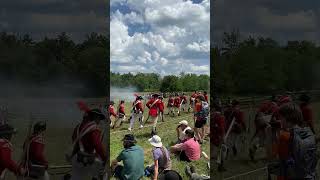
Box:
(197, 101), (209, 120)
(288, 127), (318, 179)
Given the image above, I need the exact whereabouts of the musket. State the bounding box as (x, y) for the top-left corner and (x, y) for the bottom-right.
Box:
(19, 113), (34, 175)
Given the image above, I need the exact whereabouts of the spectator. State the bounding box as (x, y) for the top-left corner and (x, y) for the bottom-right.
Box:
(176, 120), (192, 143)
(145, 135), (171, 180)
(112, 134), (144, 180)
(170, 129), (201, 162)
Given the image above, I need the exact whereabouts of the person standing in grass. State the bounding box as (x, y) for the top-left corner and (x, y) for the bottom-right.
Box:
(271, 103), (317, 180)
(113, 100), (126, 129)
(112, 134), (144, 180)
(146, 94), (161, 136)
(69, 109), (106, 180)
(145, 135), (171, 180)
(194, 95), (209, 144)
(0, 124), (26, 180)
(299, 94), (315, 134)
(20, 121), (49, 180)
(170, 129), (201, 162)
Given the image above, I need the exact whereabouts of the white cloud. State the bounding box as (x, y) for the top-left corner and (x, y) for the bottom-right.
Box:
(111, 0), (210, 75)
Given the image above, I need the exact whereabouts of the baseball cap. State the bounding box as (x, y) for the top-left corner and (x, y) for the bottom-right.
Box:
(179, 120), (188, 126)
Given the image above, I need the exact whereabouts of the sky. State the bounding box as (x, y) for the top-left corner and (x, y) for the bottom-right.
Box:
(0, 0), (108, 43)
(110, 0), (210, 76)
(212, 0), (320, 46)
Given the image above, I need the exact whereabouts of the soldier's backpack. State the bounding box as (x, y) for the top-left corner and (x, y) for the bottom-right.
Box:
(288, 126), (318, 179)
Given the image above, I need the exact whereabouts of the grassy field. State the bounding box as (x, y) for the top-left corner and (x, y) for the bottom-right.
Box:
(110, 98), (210, 180)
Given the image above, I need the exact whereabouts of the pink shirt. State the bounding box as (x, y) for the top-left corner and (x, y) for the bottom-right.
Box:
(175, 138), (201, 161)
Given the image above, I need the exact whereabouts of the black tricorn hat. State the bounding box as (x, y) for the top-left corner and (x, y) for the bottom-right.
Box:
(88, 108), (106, 120)
(299, 94), (311, 103)
(0, 124), (17, 135)
(33, 121), (46, 134)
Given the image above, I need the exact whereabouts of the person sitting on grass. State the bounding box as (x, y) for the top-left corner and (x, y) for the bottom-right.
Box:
(111, 134), (144, 180)
(170, 129), (201, 162)
(145, 135), (171, 180)
(176, 120), (192, 144)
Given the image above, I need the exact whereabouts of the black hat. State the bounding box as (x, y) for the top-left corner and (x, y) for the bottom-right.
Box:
(299, 94), (311, 103)
(153, 94), (160, 98)
(0, 124), (17, 135)
(122, 134), (137, 143)
(33, 121), (46, 134)
(110, 101), (115, 105)
(88, 108), (106, 120)
(120, 100), (125, 103)
(137, 96), (143, 100)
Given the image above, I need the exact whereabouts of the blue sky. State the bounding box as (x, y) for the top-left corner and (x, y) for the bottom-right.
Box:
(110, 0), (210, 76)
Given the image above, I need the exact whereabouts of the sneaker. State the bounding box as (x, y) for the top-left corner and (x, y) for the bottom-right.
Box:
(140, 125), (144, 129)
(128, 127), (132, 131)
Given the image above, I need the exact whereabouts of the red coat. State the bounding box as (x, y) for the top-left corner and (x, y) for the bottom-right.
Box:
(159, 100), (164, 113)
(258, 101), (278, 114)
(180, 96), (187, 104)
(211, 112), (226, 146)
(225, 107), (246, 133)
(72, 121), (106, 161)
(118, 104), (125, 115)
(133, 100), (144, 113)
(108, 105), (117, 117)
(204, 95), (208, 102)
(146, 98), (160, 117)
(168, 98), (174, 107)
(174, 97), (181, 108)
(0, 139), (19, 175)
(300, 103), (314, 130)
(24, 134), (48, 169)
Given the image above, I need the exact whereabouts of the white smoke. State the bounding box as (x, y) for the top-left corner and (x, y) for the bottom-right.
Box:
(110, 86), (139, 102)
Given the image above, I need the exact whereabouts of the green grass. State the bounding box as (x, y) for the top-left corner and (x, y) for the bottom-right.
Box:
(110, 99), (210, 179)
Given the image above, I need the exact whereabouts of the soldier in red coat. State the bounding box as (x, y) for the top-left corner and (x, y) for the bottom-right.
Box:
(19, 121), (49, 180)
(189, 91), (197, 112)
(299, 94), (315, 134)
(167, 95), (174, 116)
(224, 100), (246, 156)
(112, 100), (126, 129)
(203, 91), (208, 102)
(69, 109), (106, 180)
(174, 94), (181, 116)
(211, 102), (226, 171)
(146, 94), (161, 135)
(158, 96), (165, 122)
(180, 93), (188, 112)
(108, 101), (117, 128)
(129, 96), (144, 131)
(249, 96), (278, 161)
(0, 124), (25, 179)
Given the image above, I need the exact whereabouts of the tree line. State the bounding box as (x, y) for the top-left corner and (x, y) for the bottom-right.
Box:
(0, 32), (108, 96)
(110, 72), (210, 92)
(212, 30), (320, 96)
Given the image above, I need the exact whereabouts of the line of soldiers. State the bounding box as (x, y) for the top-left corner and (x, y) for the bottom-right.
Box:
(0, 103), (107, 180)
(211, 93), (317, 176)
(109, 91), (209, 136)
